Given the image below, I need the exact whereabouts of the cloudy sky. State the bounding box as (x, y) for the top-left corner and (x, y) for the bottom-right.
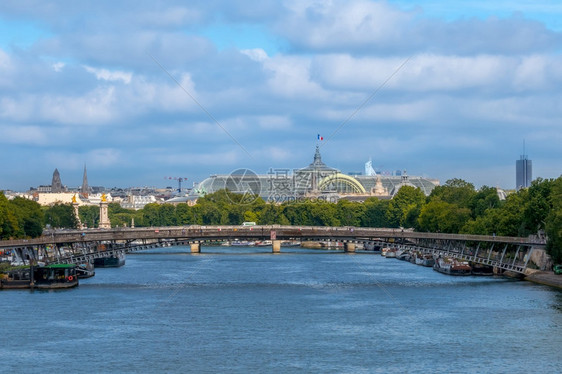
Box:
(1, 0), (561, 191)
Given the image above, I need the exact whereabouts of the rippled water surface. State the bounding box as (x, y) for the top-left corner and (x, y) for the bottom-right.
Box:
(2, 247), (561, 373)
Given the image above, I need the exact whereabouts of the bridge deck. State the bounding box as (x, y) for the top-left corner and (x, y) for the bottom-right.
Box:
(1, 226), (545, 275)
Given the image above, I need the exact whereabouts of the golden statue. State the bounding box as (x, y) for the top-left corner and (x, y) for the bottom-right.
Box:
(72, 194), (77, 203)
(101, 193), (107, 202)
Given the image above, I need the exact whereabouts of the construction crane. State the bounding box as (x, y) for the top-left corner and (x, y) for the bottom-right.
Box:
(164, 177), (188, 193)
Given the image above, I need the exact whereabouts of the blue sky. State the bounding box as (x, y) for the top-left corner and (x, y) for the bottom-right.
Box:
(1, 0), (561, 191)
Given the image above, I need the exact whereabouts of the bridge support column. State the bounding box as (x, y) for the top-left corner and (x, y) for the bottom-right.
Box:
(344, 243), (356, 253)
(272, 240), (281, 253)
(190, 242), (200, 254)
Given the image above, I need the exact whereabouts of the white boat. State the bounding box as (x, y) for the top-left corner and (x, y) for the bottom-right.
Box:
(386, 249), (397, 258)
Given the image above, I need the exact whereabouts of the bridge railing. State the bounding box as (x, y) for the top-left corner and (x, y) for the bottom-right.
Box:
(1, 225), (546, 249)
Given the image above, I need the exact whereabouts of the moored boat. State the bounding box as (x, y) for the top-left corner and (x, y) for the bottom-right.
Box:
(421, 254), (435, 267)
(471, 263), (494, 276)
(94, 253), (125, 268)
(1, 264), (79, 289)
(34, 264), (79, 289)
(385, 249), (397, 258)
(397, 251), (411, 261)
(76, 261), (96, 278)
(433, 257), (472, 276)
(255, 240), (273, 247)
(231, 240), (255, 246)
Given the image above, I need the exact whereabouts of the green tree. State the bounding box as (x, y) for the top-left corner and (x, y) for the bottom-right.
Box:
(108, 203), (137, 228)
(545, 177), (562, 263)
(463, 192), (527, 236)
(429, 178), (476, 208)
(175, 204), (194, 225)
(386, 186), (426, 228)
(336, 200), (365, 226)
(44, 203), (78, 229)
(521, 178), (555, 235)
(9, 197), (44, 237)
(79, 205), (99, 229)
(418, 200), (471, 233)
(0, 192), (20, 239)
(469, 186), (500, 218)
(361, 198), (390, 227)
(259, 204), (283, 224)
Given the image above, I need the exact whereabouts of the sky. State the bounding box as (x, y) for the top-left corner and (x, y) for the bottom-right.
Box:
(1, 0), (561, 191)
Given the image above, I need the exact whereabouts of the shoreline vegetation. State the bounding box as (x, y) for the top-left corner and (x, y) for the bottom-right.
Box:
(1, 177), (561, 266)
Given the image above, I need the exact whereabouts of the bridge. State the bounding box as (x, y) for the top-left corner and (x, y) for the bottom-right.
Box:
(0, 225), (546, 274)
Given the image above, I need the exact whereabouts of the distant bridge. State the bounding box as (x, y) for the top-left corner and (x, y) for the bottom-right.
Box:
(0, 226), (546, 274)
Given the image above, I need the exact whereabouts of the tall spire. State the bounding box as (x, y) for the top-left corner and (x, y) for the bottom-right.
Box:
(81, 164), (89, 197)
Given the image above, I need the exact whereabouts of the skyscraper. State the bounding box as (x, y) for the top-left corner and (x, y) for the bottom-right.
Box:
(516, 154), (532, 190)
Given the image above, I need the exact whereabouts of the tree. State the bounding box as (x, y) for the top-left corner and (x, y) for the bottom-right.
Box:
(175, 204), (194, 225)
(0, 192), (20, 239)
(545, 177), (562, 263)
(361, 198), (390, 227)
(336, 200), (365, 226)
(469, 186), (500, 218)
(44, 203), (78, 229)
(79, 205), (100, 229)
(521, 178), (555, 235)
(462, 192), (527, 236)
(418, 200), (471, 233)
(429, 178), (476, 208)
(386, 186), (426, 228)
(259, 204), (284, 225)
(9, 197), (44, 237)
(108, 203), (137, 228)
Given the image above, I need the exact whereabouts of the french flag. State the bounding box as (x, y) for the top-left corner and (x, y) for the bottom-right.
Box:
(317, 134), (323, 141)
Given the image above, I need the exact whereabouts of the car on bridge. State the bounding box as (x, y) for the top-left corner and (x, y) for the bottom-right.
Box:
(554, 264), (562, 275)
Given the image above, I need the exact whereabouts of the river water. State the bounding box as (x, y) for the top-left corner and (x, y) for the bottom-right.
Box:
(1, 247), (561, 373)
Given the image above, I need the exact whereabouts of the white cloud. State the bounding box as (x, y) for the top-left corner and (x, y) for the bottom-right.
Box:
(241, 48), (269, 62)
(52, 61), (65, 72)
(84, 66), (132, 84)
(1, 1), (562, 190)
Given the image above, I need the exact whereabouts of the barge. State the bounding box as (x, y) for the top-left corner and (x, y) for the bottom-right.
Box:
(1, 264), (79, 290)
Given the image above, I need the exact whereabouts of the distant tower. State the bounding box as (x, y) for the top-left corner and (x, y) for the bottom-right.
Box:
(81, 164), (89, 197)
(51, 168), (63, 193)
(365, 158), (376, 176)
(516, 155), (532, 190)
(516, 142), (532, 190)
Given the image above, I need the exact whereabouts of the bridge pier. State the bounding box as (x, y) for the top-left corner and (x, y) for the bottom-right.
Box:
(344, 243), (356, 253)
(272, 240), (281, 253)
(190, 242), (200, 254)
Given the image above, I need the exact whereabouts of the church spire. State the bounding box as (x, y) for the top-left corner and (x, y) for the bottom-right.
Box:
(81, 164), (89, 197)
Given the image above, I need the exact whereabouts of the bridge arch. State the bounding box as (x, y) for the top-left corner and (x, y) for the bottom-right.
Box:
(318, 173), (366, 194)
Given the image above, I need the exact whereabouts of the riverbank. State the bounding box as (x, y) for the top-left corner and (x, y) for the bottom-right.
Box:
(524, 270), (562, 290)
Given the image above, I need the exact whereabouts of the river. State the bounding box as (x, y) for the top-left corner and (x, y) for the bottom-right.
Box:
(1, 247), (561, 373)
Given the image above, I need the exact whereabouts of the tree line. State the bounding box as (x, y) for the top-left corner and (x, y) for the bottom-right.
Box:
(1, 176), (561, 262)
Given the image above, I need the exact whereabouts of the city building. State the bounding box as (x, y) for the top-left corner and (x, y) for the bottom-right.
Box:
(516, 154), (532, 190)
(192, 147), (440, 203)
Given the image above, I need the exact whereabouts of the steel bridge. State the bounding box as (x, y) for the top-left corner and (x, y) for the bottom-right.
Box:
(0, 226), (546, 274)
